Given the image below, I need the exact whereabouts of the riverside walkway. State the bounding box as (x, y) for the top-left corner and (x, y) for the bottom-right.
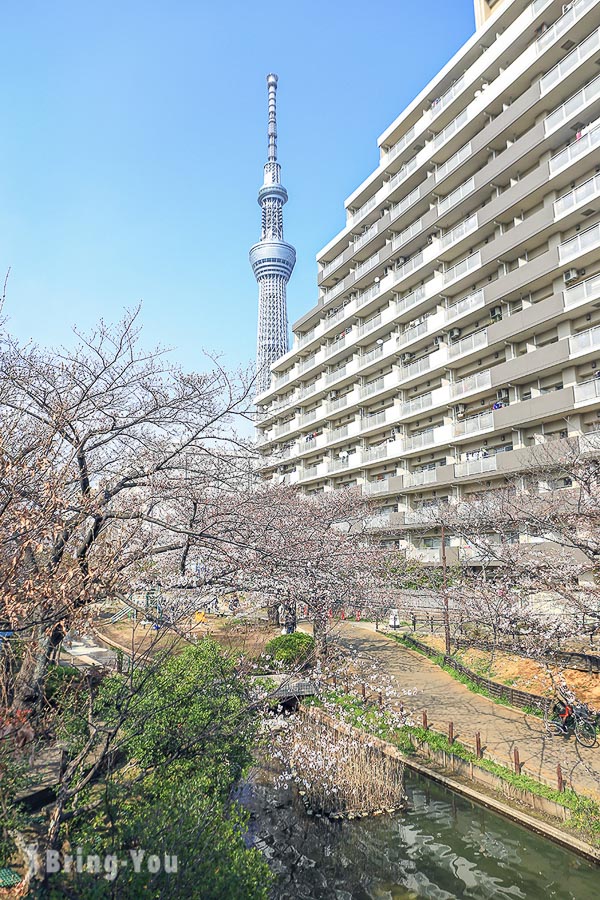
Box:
(317, 621), (600, 802)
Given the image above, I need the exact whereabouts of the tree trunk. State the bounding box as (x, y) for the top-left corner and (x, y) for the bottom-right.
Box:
(282, 597), (297, 634)
(313, 606), (329, 659)
(11, 624), (63, 712)
(267, 601), (280, 627)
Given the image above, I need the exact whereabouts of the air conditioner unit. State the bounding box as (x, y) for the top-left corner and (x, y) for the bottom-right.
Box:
(401, 352), (414, 364)
(434, 335), (444, 345)
(449, 327), (462, 340)
(329, 391), (338, 400)
(339, 451), (349, 460)
(563, 268), (579, 284)
(383, 266), (393, 276)
(455, 403), (467, 416)
(496, 388), (509, 401)
(397, 256), (407, 265)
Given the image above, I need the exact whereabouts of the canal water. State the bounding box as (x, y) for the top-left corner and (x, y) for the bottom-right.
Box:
(241, 761), (599, 899)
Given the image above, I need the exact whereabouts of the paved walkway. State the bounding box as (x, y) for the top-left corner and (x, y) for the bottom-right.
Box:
(319, 621), (600, 801)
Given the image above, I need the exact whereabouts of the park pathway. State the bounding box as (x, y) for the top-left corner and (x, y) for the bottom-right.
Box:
(319, 621), (600, 801)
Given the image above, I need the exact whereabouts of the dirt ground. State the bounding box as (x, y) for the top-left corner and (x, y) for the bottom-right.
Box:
(98, 617), (280, 660)
(413, 631), (600, 707)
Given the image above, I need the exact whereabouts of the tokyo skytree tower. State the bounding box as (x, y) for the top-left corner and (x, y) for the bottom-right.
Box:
(249, 74), (296, 396)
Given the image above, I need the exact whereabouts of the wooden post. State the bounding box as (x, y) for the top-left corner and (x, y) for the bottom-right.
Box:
(557, 763), (564, 793)
(333, 674), (337, 689)
(513, 747), (521, 774)
(361, 682), (366, 701)
(448, 721), (454, 745)
(422, 710), (428, 731)
(345, 676), (349, 693)
(475, 732), (482, 759)
(378, 691), (383, 708)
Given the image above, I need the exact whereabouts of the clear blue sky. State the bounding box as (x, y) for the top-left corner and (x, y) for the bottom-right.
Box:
(1, 0), (475, 373)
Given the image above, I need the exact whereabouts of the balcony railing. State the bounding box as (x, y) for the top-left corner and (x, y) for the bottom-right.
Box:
(362, 443), (390, 463)
(298, 327), (316, 348)
(396, 251), (424, 281)
(540, 27), (600, 96)
(358, 313), (382, 337)
(405, 506), (440, 525)
(453, 410), (494, 437)
(569, 324), (600, 355)
(401, 392), (433, 417)
(404, 467), (438, 487)
(363, 478), (391, 496)
(348, 193), (378, 227)
(544, 72), (600, 136)
(354, 251), (380, 281)
(328, 394), (350, 413)
(325, 336), (348, 358)
(404, 427), (439, 452)
(537, 0), (596, 55)
(398, 318), (429, 347)
(356, 281), (382, 309)
(392, 218), (423, 251)
(275, 421), (294, 437)
(455, 455), (498, 477)
(322, 251), (345, 280)
(435, 141), (472, 183)
(559, 222), (600, 263)
(329, 457), (351, 473)
(443, 251), (481, 286)
(326, 366), (346, 385)
(564, 272), (600, 308)
(574, 378), (600, 403)
(323, 280), (346, 304)
(401, 353), (436, 380)
(361, 409), (388, 430)
(448, 328), (487, 359)
(440, 213), (477, 249)
(438, 176), (475, 216)
(554, 172), (600, 219)
(383, 125), (416, 165)
(430, 75), (465, 119)
(299, 354), (319, 373)
(549, 120), (600, 175)
(445, 288), (485, 322)
(330, 424), (349, 442)
(300, 410), (318, 426)
(390, 187), (420, 223)
(360, 377), (385, 399)
(396, 284), (426, 316)
(359, 344), (385, 368)
(433, 108), (468, 151)
(451, 368), (492, 398)
(353, 222), (378, 252)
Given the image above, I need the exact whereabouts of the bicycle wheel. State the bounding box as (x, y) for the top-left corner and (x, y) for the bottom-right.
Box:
(575, 721), (597, 748)
(546, 720), (565, 737)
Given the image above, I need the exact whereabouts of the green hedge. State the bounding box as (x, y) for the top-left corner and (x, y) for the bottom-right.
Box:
(263, 632), (315, 668)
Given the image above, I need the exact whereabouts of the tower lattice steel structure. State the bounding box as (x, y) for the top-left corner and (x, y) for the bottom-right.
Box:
(250, 74), (296, 396)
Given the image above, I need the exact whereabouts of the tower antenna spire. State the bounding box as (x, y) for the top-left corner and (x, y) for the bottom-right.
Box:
(250, 74), (296, 397)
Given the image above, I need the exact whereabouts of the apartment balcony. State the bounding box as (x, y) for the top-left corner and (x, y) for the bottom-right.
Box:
(443, 250), (481, 289)
(395, 284), (427, 318)
(442, 287), (484, 327)
(439, 213), (478, 254)
(358, 313), (383, 339)
(328, 455), (358, 475)
(549, 120), (600, 176)
(348, 193), (379, 228)
(564, 272), (600, 309)
(435, 141), (472, 184)
(389, 186), (422, 227)
(299, 461), (329, 483)
(400, 391), (434, 419)
(559, 222), (600, 266)
(355, 281), (382, 311)
(329, 419), (362, 445)
(403, 467), (438, 488)
(362, 441), (400, 466)
(537, 0), (599, 61)
(274, 420), (295, 438)
(554, 172), (600, 221)
(544, 72), (600, 137)
(398, 348), (447, 386)
(296, 431), (330, 457)
(408, 547), (441, 563)
(437, 176), (475, 217)
(382, 125), (416, 166)
(454, 455), (498, 478)
(540, 25), (600, 100)
(360, 406), (397, 435)
(362, 477), (395, 496)
(574, 378), (600, 405)
(450, 368), (492, 400)
(367, 511), (405, 530)
(453, 410), (494, 439)
(353, 222), (379, 254)
(402, 424), (451, 454)
(447, 328), (488, 362)
(569, 324), (600, 358)
(391, 218), (424, 253)
(404, 506), (441, 526)
(327, 389), (359, 415)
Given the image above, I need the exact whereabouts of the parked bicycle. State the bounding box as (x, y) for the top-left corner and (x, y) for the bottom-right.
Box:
(545, 694), (598, 748)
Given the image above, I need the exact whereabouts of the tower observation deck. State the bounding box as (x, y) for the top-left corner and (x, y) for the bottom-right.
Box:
(250, 74), (296, 397)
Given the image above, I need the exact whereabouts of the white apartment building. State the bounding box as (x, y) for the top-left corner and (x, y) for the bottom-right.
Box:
(256, 0), (600, 565)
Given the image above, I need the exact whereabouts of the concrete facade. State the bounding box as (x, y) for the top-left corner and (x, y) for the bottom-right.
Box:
(256, 0), (600, 562)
